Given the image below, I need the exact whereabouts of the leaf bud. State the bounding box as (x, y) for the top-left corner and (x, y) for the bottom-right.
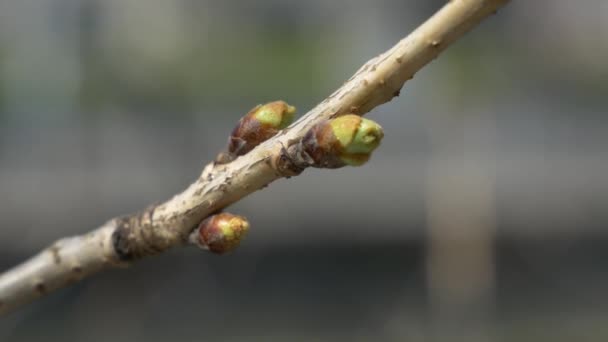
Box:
(301, 114), (383, 168)
(217, 101), (296, 163)
(195, 213), (250, 254)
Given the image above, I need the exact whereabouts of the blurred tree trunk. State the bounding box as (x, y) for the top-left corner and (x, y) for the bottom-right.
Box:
(426, 105), (497, 341)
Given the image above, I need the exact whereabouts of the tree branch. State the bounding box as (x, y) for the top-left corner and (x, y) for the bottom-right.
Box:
(0, 0), (510, 315)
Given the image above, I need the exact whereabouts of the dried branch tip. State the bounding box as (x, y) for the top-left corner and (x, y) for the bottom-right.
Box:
(217, 101), (296, 163)
(301, 114), (384, 168)
(193, 213), (250, 254)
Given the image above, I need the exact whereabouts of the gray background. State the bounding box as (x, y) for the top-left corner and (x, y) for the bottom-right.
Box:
(0, 1), (607, 341)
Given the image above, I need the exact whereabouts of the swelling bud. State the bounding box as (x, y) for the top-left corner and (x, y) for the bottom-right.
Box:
(217, 101), (296, 163)
(195, 213), (250, 254)
(302, 114), (383, 168)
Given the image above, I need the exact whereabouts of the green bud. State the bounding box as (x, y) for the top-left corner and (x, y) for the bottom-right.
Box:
(252, 101), (296, 130)
(302, 114), (384, 168)
(217, 101), (297, 164)
(197, 213), (249, 254)
(329, 115), (383, 165)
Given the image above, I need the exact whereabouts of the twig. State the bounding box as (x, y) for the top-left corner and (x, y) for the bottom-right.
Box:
(0, 0), (510, 315)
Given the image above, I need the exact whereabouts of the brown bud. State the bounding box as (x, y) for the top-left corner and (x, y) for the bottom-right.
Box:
(195, 213), (250, 254)
(217, 101), (296, 163)
(301, 114), (384, 168)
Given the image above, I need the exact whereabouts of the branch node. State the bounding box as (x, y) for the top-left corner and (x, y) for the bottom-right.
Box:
(272, 143), (308, 177)
(34, 281), (47, 295)
(112, 221), (135, 262)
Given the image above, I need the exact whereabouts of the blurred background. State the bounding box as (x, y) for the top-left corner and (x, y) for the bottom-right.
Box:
(0, 0), (607, 341)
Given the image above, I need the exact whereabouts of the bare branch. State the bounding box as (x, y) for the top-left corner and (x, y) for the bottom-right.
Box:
(0, 0), (510, 315)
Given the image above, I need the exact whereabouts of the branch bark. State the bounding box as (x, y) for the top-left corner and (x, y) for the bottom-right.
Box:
(0, 0), (510, 315)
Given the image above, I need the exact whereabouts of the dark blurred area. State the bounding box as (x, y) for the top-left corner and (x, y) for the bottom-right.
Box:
(1, 0), (607, 341)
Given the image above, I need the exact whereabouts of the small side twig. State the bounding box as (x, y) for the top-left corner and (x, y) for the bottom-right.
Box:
(0, 0), (510, 315)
